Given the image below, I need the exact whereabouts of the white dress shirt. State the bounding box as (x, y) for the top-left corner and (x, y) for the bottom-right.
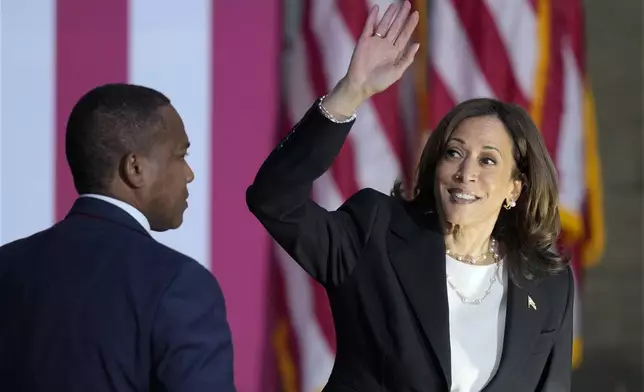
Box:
(80, 194), (151, 232)
(446, 255), (508, 392)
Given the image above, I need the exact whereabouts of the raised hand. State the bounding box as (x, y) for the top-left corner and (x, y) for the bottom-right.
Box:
(323, 1), (420, 117)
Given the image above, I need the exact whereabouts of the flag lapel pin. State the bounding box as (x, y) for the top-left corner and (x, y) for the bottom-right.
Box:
(528, 296), (537, 310)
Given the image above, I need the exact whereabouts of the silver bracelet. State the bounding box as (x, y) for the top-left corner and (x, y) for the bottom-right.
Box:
(317, 95), (357, 124)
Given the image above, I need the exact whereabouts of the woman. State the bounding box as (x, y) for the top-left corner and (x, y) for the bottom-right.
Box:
(247, 2), (573, 391)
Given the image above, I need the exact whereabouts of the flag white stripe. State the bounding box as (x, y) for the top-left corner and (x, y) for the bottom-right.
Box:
(367, 0), (402, 14)
(312, 0), (402, 193)
(128, 0), (213, 267)
(556, 42), (585, 215)
(0, 0), (56, 245)
(430, 0), (494, 101)
(483, 0), (537, 100)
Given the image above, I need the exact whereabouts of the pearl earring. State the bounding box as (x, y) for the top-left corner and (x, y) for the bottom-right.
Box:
(504, 199), (516, 210)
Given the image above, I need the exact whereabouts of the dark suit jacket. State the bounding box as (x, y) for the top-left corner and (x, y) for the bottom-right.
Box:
(247, 100), (574, 392)
(0, 197), (235, 392)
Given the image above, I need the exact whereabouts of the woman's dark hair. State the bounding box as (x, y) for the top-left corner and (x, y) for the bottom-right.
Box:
(392, 97), (568, 281)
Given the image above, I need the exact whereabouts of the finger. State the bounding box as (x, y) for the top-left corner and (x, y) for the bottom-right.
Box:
(361, 5), (379, 38)
(374, 2), (399, 37)
(394, 10), (419, 48)
(396, 43), (420, 72)
(386, 1), (412, 43)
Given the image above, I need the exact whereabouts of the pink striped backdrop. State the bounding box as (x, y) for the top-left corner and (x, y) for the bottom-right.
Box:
(212, 2), (280, 390)
(1, 1), (280, 390)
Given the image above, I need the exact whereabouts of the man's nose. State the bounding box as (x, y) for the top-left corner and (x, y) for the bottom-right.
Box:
(186, 165), (195, 183)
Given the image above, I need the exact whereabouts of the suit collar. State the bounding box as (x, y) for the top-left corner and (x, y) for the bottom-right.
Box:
(80, 194), (151, 232)
(66, 196), (152, 237)
(386, 206), (552, 390)
(387, 208), (452, 385)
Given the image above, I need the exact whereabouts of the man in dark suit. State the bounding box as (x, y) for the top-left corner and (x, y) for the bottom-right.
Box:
(0, 84), (236, 392)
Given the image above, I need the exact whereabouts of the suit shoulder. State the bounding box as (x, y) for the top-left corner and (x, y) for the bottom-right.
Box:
(341, 187), (395, 212)
(154, 244), (224, 298)
(0, 227), (52, 258)
(146, 240), (204, 270)
(548, 265), (573, 291)
(142, 241), (223, 300)
(539, 265), (572, 288)
(338, 188), (398, 226)
(538, 265), (573, 310)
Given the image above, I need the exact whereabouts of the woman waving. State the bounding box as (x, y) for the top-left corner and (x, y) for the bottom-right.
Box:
(247, 2), (573, 391)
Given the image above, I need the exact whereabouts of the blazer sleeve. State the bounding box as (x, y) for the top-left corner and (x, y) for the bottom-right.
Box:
(246, 100), (382, 288)
(151, 261), (235, 392)
(538, 267), (574, 392)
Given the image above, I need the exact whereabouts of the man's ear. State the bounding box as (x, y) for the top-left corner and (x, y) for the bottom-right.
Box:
(120, 153), (147, 188)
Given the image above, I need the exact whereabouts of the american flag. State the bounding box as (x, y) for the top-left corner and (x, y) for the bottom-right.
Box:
(1, 1), (280, 391)
(1, 0), (604, 390)
(276, 0), (604, 390)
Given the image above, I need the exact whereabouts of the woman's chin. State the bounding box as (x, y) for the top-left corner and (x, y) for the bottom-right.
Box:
(440, 206), (472, 227)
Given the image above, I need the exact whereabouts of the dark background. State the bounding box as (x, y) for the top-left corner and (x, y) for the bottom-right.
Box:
(571, 1), (643, 390)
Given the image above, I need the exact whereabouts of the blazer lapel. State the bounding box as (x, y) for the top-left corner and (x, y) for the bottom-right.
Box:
(386, 210), (452, 386)
(483, 272), (549, 391)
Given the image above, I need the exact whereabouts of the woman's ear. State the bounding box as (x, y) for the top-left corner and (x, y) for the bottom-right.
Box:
(510, 179), (523, 202)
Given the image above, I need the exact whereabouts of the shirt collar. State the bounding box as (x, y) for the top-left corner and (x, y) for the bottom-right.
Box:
(79, 194), (151, 232)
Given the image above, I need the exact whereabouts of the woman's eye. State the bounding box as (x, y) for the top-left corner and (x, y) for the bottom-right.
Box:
(446, 149), (461, 158)
(480, 157), (496, 165)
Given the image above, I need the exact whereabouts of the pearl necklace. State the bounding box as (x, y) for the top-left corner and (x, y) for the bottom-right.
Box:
(445, 239), (501, 305)
(445, 238), (498, 264)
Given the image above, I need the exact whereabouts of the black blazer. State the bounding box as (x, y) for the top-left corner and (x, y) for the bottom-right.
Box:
(0, 197), (235, 392)
(247, 101), (573, 392)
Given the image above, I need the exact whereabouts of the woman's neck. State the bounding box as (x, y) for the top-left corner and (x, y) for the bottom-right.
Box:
(443, 220), (497, 263)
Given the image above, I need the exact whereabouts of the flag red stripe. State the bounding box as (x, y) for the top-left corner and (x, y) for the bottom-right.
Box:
(451, 0), (530, 109)
(529, 0), (538, 10)
(334, 0), (366, 49)
(428, 67), (456, 130)
(538, 3), (564, 162)
(313, 282), (337, 352)
(303, 0), (360, 200)
(336, 0), (407, 166)
(564, 0), (585, 70)
(55, 0), (128, 220)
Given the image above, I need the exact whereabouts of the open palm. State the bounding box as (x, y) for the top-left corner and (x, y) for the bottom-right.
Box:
(346, 1), (420, 99)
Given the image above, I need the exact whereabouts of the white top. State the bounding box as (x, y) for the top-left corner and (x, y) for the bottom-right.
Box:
(446, 255), (508, 392)
(80, 194), (151, 233)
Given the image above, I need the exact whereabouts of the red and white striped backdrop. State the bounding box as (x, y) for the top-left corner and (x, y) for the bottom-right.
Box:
(276, 0), (603, 390)
(2, 0), (215, 258)
(1, 1), (281, 391)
